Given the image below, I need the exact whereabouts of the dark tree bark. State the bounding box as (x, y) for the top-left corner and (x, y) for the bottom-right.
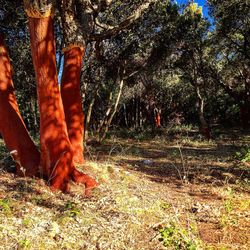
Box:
(210, 65), (250, 128)
(98, 69), (124, 142)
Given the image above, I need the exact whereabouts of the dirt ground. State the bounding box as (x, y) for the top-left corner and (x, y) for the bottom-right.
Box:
(0, 128), (249, 249)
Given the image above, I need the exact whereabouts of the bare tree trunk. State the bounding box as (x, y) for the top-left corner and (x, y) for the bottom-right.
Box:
(138, 97), (143, 128)
(99, 69), (125, 141)
(85, 96), (96, 141)
(135, 97), (139, 128)
(195, 85), (210, 139)
(0, 33), (40, 176)
(97, 91), (113, 134)
(123, 103), (128, 127)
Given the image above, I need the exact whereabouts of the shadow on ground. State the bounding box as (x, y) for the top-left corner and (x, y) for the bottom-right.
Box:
(88, 130), (250, 191)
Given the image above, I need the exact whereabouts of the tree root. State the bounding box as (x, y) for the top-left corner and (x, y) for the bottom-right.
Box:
(72, 167), (98, 196)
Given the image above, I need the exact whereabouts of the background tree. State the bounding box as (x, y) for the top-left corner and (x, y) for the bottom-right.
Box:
(208, 0), (250, 127)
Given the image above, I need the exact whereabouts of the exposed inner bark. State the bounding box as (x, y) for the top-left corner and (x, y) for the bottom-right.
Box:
(0, 34), (40, 176)
(154, 108), (161, 128)
(61, 47), (85, 164)
(27, 15), (75, 191)
(25, 5), (97, 194)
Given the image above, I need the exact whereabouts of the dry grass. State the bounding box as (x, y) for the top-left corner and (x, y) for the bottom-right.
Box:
(0, 128), (249, 249)
(0, 158), (174, 249)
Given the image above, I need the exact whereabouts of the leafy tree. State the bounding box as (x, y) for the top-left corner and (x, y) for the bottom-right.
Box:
(0, 0), (160, 193)
(208, 0), (250, 127)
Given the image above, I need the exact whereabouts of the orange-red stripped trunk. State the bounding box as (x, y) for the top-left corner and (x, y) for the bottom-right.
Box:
(26, 13), (97, 194)
(155, 112), (161, 128)
(0, 34), (40, 176)
(61, 47), (85, 164)
(27, 16), (74, 191)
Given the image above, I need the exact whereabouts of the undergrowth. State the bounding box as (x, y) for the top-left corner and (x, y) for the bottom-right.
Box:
(0, 128), (249, 250)
(235, 145), (250, 163)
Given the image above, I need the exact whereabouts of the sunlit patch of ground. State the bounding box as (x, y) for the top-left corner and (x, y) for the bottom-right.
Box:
(0, 129), (249, 249)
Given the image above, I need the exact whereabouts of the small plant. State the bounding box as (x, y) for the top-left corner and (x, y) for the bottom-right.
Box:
(0, 199), (12, 215)
(18, 239), (31, 249)
(224, 199), (233, 214)
(235, 146), (250, 162)
(22, 218), (33, 228)
(64, 201), (81, 217)
(159, 222), (199, 250)
(160, 202), (172, 210)
(31, 195), (45, 205)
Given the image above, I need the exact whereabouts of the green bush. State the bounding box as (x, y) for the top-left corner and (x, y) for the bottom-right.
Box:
(235, 146), (250, 163)
(159, 222), (199, 250)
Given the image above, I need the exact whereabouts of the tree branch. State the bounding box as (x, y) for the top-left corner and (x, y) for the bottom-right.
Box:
(89, 0), (156, 41)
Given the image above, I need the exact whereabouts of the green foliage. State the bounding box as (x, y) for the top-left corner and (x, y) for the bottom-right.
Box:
(31, 196), (45, 205)
(18, 238), (31, 249)
(167, 125), (196, 134)
(224, 199), (234, 214)
(115, 128), (156, 141)
(160, 202), (172, 210)
(235, 146), (250, 162)
(22, 218), (33, 228)
(0, 199), (12, 215)
(64, 201), (81, 217)
(1, 0), (248, 140)
(184, 3), (203, 17)
(159, 222), (199, 249)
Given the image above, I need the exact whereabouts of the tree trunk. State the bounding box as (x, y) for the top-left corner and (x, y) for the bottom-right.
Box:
(138, 97), (143, 128)
(24, 2), (97, 194)
(123, 103), (128, 127)
(0, 34), (40, 176)
(154, 108), (161, 128)
(242, 66), (250, 128)
(97, 91), (113, 135)
(240, 103), (250, 129)
(27, 14), (73, 191)
(210, 66), (249, 128)
(195, 85), (210, 139)
(135, 97), (139, 128)
(85, 96), (96, 140)
(61, 47), (85, 164)
(99, 72), (124, 142)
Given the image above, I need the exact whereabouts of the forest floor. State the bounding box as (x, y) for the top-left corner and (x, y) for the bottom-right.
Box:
(0, 127), (249, 250)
